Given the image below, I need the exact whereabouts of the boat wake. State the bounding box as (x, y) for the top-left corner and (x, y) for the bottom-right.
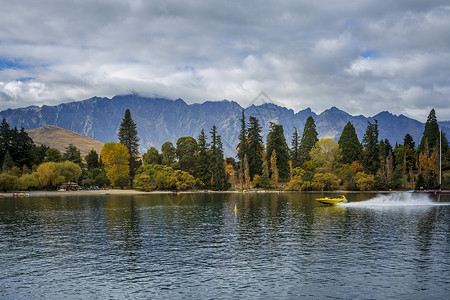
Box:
(344, 192), (450, 208)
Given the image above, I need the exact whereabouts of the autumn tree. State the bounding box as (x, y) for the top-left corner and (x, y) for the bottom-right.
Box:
(270, 149), (279, 188)
(37, 162), (64, 188)
(266, 122), (290, 179)
(309, 138), (342, 173)
(299, 116), (318, 165)
(101, 142), (130, 188)
(118, 108), (140, 181)
(338, 121), (362, 164)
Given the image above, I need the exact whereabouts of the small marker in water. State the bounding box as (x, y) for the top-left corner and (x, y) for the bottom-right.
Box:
(234, 204), (237, 213)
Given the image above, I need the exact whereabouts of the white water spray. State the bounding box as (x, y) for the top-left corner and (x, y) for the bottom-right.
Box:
(344, 192), (450, 208)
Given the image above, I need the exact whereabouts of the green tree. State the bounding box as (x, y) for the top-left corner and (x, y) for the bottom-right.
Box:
(362, 120), (380, 174)
(266, 122), (290, 179)
(161, 142), (176, 166)
(37, 162), (65, 188)
(210, 125), (228, 190)
(338, 121), (362, 164)
(176, 137), (198, 174)
(143, 147), (162, 165)
(247, 116), (264, 179)
(86, 149), (100, 170)
(0, 119), (12, 167)
(418, 109), (440, 153)
(62, 144), (82, 165)
(56, 161), (82, 183)
(291, 127), (301, 168)
(196, 129), (211, 185)
(404, 134), (415, 149)
(10, 127), (34, 168)
(118, 108), (140, 181)
(299, 116), (319, 165)
(237, 109), (248, 163)
(44, 148), (62, 162)
(2, 150), (14, 172)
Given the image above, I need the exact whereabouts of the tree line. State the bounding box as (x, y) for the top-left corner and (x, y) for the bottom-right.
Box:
(0, 107), (448, 191)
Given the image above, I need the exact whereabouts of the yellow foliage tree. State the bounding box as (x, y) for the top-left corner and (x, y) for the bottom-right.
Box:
(309, 138), (342, 172)
(37, 162), (65, 188)
(101, 142), (130, 187)
(270, 149), (278, 188)
(355, 171), (375, 191)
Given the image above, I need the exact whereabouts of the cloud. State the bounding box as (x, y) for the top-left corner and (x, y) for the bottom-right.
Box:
(0, 0), (449, 122)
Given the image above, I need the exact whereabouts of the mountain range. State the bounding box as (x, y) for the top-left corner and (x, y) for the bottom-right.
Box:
(1, 94), (449, 157)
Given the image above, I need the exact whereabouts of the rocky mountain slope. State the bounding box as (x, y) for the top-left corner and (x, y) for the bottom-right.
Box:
(2, 94), (449, 157)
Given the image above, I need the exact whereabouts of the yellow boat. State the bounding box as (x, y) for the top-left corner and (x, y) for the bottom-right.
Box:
(315, 195), (348, 205)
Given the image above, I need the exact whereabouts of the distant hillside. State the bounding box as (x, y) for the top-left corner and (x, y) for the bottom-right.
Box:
(27, 125), (104, 157)
(2, 94), (449, 157)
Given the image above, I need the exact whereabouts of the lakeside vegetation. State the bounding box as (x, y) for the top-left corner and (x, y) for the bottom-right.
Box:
(0, 108), (448, 192)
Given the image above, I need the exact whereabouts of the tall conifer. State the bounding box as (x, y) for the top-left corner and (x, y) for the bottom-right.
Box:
(247, 116), (264, 178)
(338, 121), (362, 164)
(118, 109), (140, 181)
(266, 122), (290, 179)
(299, 116), (318, 165)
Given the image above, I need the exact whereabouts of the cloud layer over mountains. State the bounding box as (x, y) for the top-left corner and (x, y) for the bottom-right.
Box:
(1, 0), (450, 122)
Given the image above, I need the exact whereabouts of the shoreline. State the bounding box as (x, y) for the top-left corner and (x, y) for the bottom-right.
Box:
(1, 189), (398, 198)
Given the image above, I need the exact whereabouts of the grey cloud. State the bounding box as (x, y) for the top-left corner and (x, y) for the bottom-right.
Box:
(0, 0), (449, 122)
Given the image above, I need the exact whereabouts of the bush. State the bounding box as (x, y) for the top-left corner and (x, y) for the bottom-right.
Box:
(134, 164), (203, 191)
(19, 173), (40, 190)
(0, 174), (20, 191)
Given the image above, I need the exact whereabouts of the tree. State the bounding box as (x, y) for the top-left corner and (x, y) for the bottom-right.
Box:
(291, 127), (301, 168)
(118, 108), (140, 181)
(362, 120), (380, 174)
(299, 116), (318, 165)
(2, 150), (14, 172)
(143, 147), (162, 165)
(10, 127), (34, 168)
(37, 162), (64, 188)
(404, 134), (415, 149)
(309, 138), (341, 172)
(196, 129), (211, 185)
(161, 141), (176, 166)
(270, 149), (279, 188)
(338, 121), (362, 164)
(101, 142), (130, 188)
(44, 148), (62, 162)
(86, 149), (100, 170)
(56, 161), (82, 183)
(266, 122), (290, 179)
(236, 109), (248, 163)
(176, 136), (198, 174)
(62, 144), (82, 165)
(210, 125), (228, 190)
(247, 116), (264, 178)
(418, 109), (440, 153)
(0, 118), (12, 167)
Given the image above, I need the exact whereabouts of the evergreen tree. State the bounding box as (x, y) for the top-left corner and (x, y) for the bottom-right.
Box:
(362, 120), (380, 174)
(118, 108), (140, 181)
(404, 134), (415, 149)
(196, 129), (211, 185)
(247, 116), (264, 179)
(0, 118), (11, 167)
(236, 110), (248, 163)
(266, 122), (290, 178)
(210, 125), (228, 190)
(418, 109), (440, 153)
(291, 127), (301, 168)
(45, 148), (62, 162)
(10, 127), (34, 168)
(86, 149), (100, 171)
(63, 144), (82, 165)
(338, 121), (362, 164)
(2, 150), (14, 172)
(299, 116), (318, 165)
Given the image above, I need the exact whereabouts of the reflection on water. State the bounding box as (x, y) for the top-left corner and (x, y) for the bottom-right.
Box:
(0, 192), (449, 299)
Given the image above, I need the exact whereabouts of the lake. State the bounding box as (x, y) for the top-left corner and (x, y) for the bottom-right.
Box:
(0, 192), (449, 299)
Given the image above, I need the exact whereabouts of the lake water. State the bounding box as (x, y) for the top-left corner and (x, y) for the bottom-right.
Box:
(0, 192), (449, 299)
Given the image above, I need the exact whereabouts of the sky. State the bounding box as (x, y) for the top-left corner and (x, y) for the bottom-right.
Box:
(1, 0), (450, 122)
